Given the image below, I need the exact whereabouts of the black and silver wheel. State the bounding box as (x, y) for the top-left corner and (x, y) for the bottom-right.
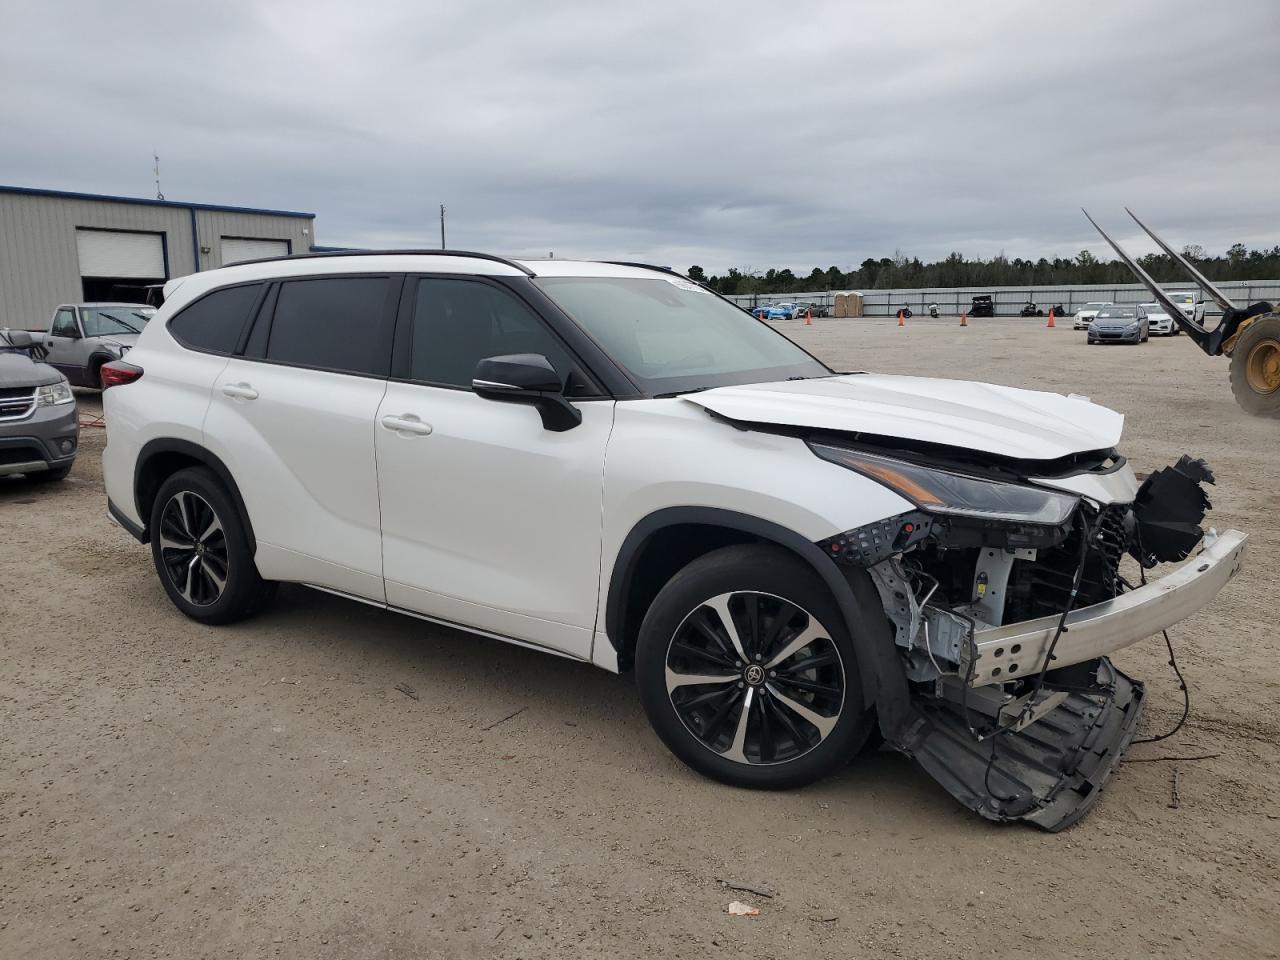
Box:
(636, 545), (872, 789)
(158, 490), (229, 607)
(149, 466), (276, 624)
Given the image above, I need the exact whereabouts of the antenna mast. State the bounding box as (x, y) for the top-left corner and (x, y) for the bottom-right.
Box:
(153, 152), (164, 200)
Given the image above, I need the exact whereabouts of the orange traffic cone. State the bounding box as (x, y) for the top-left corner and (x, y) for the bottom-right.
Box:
(959, 312), (968, 327)
(805, 308), (812, 325)
(1046, 308), (1056, 328)
(897, 309), (905, 327)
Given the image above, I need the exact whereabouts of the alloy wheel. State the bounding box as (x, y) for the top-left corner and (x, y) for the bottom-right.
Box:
(158, 490), (229, 606)
(664, 591), (845, 765)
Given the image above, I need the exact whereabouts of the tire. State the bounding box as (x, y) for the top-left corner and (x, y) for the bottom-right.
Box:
(635, 544), (873, 790)
(31, 464), (72, 482)
(1229, 314), (1280, 418)
(149, 466), (276, 624)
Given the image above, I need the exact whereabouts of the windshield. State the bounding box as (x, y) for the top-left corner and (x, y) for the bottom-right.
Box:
(81, 306), (154, 336)
(536, 277), (830, 394)
(1096, 307), (1136, 319)
(1168, 294), (1194, 304)
(1083, 302), (1109, 310)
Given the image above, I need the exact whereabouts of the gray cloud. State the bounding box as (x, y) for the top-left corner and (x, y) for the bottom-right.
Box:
(3, 0), (1278, 273)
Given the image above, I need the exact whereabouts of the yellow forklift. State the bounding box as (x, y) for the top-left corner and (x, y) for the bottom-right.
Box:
(1086, 209), (1280, 417)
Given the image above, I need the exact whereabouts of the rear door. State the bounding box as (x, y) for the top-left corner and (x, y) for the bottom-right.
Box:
(202, 274), (400, 601)
(374, 275), (615, 658)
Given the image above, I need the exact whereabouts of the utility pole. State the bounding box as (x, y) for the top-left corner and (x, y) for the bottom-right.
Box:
(440, 204), (446, 249)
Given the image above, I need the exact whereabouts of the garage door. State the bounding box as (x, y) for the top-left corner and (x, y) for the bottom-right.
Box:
(221, 238), (289, 265)
(75, 229), (166, 278)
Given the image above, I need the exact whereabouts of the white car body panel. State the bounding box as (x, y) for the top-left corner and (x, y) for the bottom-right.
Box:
(1030, 460), (1139, 505)
(375, 384), (615, 659)
(102, 334), (230, 528)
(203, 359), (389, 600)
(683, 374), (1124, 461)
(592, 398), (914, 665)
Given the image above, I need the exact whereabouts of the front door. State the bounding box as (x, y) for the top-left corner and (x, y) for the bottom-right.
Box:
(375, 275), (615, 658)
(44, 307), (85, 384)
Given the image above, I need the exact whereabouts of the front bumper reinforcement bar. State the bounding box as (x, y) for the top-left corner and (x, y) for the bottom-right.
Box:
(964, 529), (1247, 686)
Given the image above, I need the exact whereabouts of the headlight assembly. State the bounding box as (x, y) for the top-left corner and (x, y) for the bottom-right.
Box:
(36, 378), (74, 406)
(809, 443), (1079, 526)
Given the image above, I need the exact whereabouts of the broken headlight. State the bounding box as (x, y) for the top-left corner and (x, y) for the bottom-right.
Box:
(809, 443), (1078, 525)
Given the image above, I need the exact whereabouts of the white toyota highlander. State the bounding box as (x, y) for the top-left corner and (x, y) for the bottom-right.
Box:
(101, 251), (1247, 830)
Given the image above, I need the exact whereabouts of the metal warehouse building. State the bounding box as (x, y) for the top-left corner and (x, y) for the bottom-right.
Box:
(0, 185), (316, 329)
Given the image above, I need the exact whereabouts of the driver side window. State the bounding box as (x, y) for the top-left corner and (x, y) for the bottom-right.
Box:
(408, 278), (591, 395)
(52, 308), (79, 338)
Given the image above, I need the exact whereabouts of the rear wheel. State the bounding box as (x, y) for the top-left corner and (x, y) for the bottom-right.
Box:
(635, 544), (873, 789)
(1230, 315), (1280, 417)
(149, 467), (276, 624)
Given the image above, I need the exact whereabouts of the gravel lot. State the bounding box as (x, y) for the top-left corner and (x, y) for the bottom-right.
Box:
(3, 318), (1278, 959)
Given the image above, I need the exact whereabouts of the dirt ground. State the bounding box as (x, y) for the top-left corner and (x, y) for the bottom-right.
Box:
(3, 318), (1278, 960)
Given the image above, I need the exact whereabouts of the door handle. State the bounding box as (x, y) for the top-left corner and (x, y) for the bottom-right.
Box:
(221, 382), (259, 401)
(380, 414), (433, 436)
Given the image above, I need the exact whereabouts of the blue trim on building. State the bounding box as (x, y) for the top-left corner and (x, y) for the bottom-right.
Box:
(188, 207), (201, 273)
(0, 183), (315, 220)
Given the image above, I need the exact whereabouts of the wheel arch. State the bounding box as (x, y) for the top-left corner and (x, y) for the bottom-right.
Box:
(86, 351), (119, 388)
(604, 506), (910, 732)
(133, 438), (257, 551)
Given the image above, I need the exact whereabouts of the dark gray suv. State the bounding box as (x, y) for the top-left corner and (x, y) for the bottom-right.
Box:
(0, 330), (79, 481)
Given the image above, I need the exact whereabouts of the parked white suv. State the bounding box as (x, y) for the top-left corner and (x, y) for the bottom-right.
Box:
(101, 252), (1247, 830)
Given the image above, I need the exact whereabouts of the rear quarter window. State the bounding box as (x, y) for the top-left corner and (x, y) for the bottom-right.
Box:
(168, 284), (264, 355)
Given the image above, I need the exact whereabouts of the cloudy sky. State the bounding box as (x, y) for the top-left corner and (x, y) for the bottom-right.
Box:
(3, 0), (1278, 273)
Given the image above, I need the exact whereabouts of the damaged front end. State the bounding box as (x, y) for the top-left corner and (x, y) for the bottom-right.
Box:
(813, 443), (1248, 831)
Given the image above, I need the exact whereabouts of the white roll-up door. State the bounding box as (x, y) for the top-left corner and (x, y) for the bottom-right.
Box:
(221, 238), (289, 265)
(75, 229), (166, 278)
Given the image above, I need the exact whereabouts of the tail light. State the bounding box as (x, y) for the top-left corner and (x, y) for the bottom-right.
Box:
(100, 360), (143, 389)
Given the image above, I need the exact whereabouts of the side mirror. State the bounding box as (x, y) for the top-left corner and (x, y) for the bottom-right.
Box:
(472, 354), (582, 432)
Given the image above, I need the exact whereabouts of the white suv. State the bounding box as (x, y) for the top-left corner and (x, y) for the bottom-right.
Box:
(101, 251), (1247, 830)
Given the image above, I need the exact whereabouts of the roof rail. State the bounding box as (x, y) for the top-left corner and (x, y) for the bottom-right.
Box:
(601, 260), (683, 277)
(230, 248), (537, 277)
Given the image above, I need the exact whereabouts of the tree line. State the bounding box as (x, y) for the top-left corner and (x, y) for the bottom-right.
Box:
(686, 242), (1280, 296)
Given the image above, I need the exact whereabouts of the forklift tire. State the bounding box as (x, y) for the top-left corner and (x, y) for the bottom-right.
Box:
(1229, 314), (1280, 418)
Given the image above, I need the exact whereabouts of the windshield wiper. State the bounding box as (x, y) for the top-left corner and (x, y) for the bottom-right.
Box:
(653, 386), (715, 399)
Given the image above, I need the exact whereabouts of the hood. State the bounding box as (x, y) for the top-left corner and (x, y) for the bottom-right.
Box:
(1092, 317), (1137, 330)
(0, 352), (62, 388)
(683, 373), (1124, 460)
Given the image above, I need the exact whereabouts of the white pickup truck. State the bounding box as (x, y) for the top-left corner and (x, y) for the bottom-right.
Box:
(28, 302), (156, 389)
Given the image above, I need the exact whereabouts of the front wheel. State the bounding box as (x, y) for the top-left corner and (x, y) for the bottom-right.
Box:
(635, 545), (873, 789)
(149, 467), (277, 624)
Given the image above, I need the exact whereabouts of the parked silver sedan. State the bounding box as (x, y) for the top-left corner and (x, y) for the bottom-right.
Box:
(1087, 304), (1149, 344)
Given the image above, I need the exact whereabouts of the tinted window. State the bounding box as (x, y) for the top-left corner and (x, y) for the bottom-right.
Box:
(51, 308), (78, 338)
(409, 278), (584, 392)
(169, 285), (262, 354)
(267, 277), (391, 376)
